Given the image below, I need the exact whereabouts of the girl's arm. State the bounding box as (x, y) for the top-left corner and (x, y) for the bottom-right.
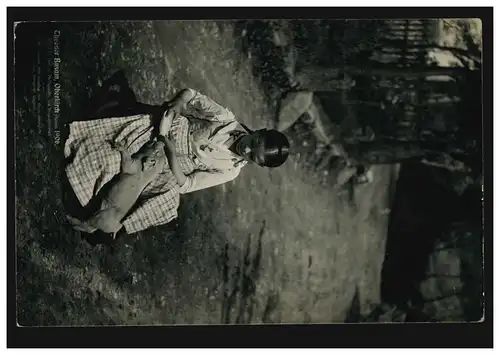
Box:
(178, 168), (241, 194)
(185, 89), (236, 122)
(164, 88), (197, 110)
(157, 135), (187, 187)
(158, 135), (240, 193)
(160, 88), (235, 132)
(158, 89), (196, 136)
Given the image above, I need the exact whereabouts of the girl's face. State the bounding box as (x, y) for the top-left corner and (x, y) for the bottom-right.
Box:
(235, 131), (267, 165)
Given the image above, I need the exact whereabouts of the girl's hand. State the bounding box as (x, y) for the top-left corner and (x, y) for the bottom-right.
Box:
(158, 89), (195, 136)
(161, 99), (182, 119)
(159, 98), (184, 136)
(159, 109), (175, 136)
(160, 89), (195, 119)
(158, 134), (187, 187)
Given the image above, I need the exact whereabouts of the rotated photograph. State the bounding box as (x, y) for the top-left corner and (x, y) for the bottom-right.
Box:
(14, 18), (483, 325)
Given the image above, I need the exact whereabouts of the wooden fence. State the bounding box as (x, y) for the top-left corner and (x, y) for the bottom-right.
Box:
(368, 19), (441, 137)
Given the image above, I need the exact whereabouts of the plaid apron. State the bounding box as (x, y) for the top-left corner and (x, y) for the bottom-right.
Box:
(64, 114), (199, 234)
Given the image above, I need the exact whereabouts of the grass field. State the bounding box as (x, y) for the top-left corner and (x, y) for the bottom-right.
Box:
(15, 20), (399, 325)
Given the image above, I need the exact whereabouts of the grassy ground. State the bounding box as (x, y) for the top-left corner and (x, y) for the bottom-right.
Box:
(15, 20), (398, 325)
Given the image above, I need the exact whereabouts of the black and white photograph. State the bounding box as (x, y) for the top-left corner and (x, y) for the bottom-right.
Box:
(12, 12), (486, 332)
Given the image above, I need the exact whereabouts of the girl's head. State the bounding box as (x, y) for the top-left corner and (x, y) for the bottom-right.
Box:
(235, 129), (290, 168)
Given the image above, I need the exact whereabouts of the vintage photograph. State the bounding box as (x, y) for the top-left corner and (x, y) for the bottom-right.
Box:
(14, 18), (483, 326)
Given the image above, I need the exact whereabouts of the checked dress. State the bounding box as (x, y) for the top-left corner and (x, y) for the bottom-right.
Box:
(64, 90), (250, 234)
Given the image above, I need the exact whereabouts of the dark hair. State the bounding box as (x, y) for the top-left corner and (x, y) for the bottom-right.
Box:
(259, 129), (290, 168)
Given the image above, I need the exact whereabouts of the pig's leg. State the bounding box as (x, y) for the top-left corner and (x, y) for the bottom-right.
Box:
(87, 209), (124, 235)
(132, 144), (160, 172)
(119, 149), (137, 175)
(66, 214), (98, 234)
(111, 140), (139, 175)
(141, 155), (157, 172)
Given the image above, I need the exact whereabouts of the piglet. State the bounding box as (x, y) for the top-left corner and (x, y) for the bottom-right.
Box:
(66, 138), (166, 239)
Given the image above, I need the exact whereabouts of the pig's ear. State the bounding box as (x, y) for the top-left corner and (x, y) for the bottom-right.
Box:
(141, 156), (157, 171)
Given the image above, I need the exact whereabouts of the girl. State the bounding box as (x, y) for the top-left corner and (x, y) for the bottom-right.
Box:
(64, 87), (290, 237)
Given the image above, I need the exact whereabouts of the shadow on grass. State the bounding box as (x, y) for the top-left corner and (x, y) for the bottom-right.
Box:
(220, 221), (266, 324)
(15, 23), (189, 325)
